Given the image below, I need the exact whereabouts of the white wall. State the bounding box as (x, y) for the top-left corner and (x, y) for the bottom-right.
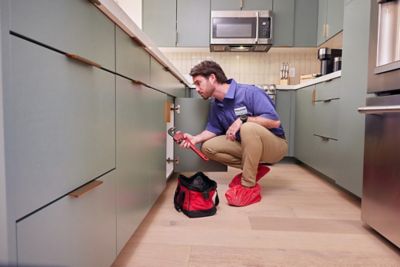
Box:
(113, 0), (142, 28)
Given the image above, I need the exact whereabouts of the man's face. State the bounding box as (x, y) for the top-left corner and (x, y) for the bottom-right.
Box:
(193, 75), (215, 100)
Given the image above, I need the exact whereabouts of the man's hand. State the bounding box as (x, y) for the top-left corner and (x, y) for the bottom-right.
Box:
(179, 133), (198, 149)
(226, 118), (242, 141)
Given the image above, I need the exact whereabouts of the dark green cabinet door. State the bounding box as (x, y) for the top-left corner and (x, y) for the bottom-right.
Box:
(273, 0), (295, 46)
(294, 0), (318, 46)
(211, 0), (272, 10)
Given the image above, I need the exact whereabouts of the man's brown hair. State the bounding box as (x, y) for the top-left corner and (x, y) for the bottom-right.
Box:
(189, 60), (228, 84)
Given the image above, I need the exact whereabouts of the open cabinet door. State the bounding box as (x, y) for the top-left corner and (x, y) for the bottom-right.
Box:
(173, 98), (227, 172)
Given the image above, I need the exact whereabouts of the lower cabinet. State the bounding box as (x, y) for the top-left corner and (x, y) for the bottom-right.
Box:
(115, 76), (167, 253)
(276, 90), (296, 157)
(16, 171), (116, 267)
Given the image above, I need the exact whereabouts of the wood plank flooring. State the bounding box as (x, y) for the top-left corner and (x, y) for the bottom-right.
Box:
(112, 162), (400, 267)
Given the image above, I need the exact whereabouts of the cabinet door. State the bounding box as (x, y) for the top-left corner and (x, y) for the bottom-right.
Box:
(174, 98), (227, 172)
(273, 0), (295, 46)
(150, 57), (186, 97)
(6, 36), (115, 220)
(276, 90), (295, 157)
(294, 0), (318, 47)
(177, 0), (210, 47)
(116, 27), (150, 84)
(294, 86), (316, 165)
(211, 0), (272, 10)
(326, 0), (344, 39)
(143, 0), (176, 47)
(17, 172), (116, 267)
(9, 0), (115, 71)
(115, 77), (151, 253)
(317, 0), (328, 45)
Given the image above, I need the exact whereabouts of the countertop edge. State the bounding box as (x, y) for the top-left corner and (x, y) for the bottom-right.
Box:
(96, 0), (191, 87)
(276, 71), (342, 91)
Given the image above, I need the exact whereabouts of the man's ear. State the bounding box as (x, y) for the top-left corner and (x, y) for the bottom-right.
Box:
(209, 73), (216, 84)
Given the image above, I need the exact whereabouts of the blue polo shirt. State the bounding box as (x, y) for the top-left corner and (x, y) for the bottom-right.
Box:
(206, 79), (285, 139)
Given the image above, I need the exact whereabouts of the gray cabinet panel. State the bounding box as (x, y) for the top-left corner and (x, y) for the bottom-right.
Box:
(315, 78), (341, 100)
(314, 99), (340, 140)
(211, 0), (272, 10)
(294, 0), (318, 47)
(116, 27), (150, 84)
(326, 0), (344, 40)
(6, 36), (115, 220)
(17, 172), (116, 267)
(174, 98), (227, 172)
(150, 57), (186, 97)
(273, 0), (295, 46)
(9, 0), (115, 71)
(143, 0), (177, 47)
(276, 90), (295, 156)
(317, 0), (328, 45)
(335, 0), (370, 197)
(294, 86), (316, 165)
(312, 137), (340, 181)
(115, 77), (151, 253)
(177, 0), (210, 47)
(142, 89), (167, 206)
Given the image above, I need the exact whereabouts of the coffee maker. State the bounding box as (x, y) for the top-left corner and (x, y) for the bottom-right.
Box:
(318, 47), (342, 75)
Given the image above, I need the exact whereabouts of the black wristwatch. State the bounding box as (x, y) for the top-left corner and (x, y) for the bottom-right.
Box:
(240, 114), (248, 124)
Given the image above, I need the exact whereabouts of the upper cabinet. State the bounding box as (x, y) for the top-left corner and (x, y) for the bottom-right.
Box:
(143, 0), (177, 47)
(177, 0), (211, 47)
(143, 0), (321, 48)
(211, 0), (272, 10)
(317, 0), (344, 45)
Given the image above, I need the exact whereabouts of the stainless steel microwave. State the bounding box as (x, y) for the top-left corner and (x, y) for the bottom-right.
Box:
(210, 10), (273, 52)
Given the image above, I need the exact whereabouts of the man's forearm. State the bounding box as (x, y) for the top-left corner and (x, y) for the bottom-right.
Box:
(248, 116), (280, 129)
(194, 130), (216, 144)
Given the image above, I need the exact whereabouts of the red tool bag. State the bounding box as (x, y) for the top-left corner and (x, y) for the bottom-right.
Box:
(174, 172), (219, 218)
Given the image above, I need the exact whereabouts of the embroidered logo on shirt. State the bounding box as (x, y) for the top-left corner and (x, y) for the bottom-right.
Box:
(234, 106), (248, 116)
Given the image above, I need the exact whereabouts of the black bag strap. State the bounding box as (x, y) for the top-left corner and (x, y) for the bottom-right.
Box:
(174, 185), (185, 212)
(214, 190), (219, 207)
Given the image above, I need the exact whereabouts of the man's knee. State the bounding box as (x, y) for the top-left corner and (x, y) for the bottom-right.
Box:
(201, 139), (216, 157)
(240, 122), (259, 137)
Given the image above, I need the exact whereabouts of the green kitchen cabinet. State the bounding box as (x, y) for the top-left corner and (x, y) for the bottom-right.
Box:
(211, 0), (272, 10)
(294, 85), (316, 165)
(143, 0), (177, 47)
(177, 0), (210, 47)
(273, 0), (295, 46)
(276, 90), (295, 156)
(294, 0), (318, 47)
(335, 0), (371, 197)
(317, 0), (344, 45)
(150, 57), (186, 97)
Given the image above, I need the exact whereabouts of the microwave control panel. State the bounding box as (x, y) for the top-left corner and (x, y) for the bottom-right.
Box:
(258, 17), (271, 39)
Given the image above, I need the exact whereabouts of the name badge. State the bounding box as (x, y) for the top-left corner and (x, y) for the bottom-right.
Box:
(234, 106), (248, 116)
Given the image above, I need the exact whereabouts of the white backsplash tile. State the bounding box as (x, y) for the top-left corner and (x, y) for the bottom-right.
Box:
(161, 47), (320, 85)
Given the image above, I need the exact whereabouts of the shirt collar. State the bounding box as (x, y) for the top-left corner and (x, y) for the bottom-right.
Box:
(224, 79), (236, 100)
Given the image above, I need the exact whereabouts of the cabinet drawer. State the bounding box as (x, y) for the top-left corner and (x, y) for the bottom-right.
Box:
(312, 136), (340, 181)
(150, 57), (186, 97)
(315, 78), (341, 100)
(314, 98), (340, 140)
(6, 36), (115, 219)
(9, 0), (115, 70)
(116, 27), (150, 84)
(17, 172), (116, 267)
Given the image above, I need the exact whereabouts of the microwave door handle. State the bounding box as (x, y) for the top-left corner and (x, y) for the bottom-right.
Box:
(255, 11), (259, 43)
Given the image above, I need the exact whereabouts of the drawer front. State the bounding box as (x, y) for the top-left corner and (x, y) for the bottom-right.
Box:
(5, 36), (115, 219)
(150, 57), (186, 97)
(17, 172), (116, 267)
(315, 78), (341, 101)
(9, 0), (115, 70)
(314, 99), (340, 140)
(116, 27), (150, 84)
(312, 136), (340, 181)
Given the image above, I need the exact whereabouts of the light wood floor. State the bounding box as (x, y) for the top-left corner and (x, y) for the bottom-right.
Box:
(112, 162), (400, 267)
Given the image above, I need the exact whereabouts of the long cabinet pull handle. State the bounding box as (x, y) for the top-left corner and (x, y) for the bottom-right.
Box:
(66, 54), (102, 68)
(314, 97), (340, 103)
(313, 134), (338, 141)
(88, 0), (101, 5)
(358, 105), (400, 114)
(69, 180), (103, 198)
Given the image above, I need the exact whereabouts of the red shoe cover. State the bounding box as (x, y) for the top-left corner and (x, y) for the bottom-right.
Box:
(228, 165), (270, 188)
(225, 184), (261, 207)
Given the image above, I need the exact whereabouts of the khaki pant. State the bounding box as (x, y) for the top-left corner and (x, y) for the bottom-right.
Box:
(201, 122), (288, 187)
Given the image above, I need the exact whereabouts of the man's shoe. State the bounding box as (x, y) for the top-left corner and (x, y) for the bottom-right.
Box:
(225, 184), (261, 207)
(228, 165), (270, 188)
